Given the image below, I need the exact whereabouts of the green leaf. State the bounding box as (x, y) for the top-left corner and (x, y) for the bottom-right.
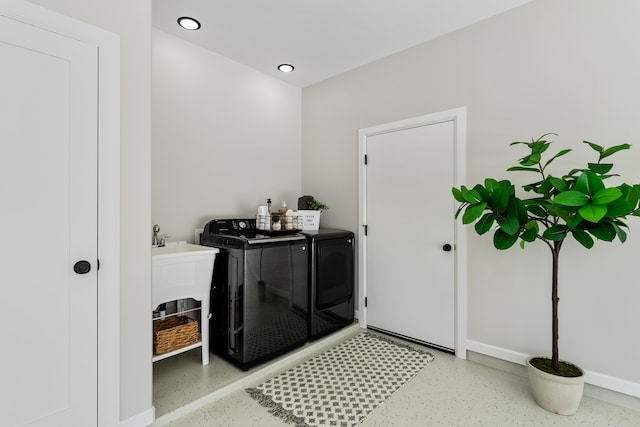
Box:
(549, 176), (568, 192)
(623, 184), (640, 210)
(484, 178), (500, 191)
(570, 229), (594, 249)
(523, 181), (542, 192)
(532, 142), (550, 155)
(513, 198), (528, 222)
(452, 187), (465, 202)
(553, 191), (589, 207)
(543, 149), (572, 169)
(612, 222), (628, 243)
(592, 188), (622, 205)
(535, 178), (554, 195)
(575, 171), (605, 196)
(567, 214), (583, 230)
(587, 163), (613, 175)
(491, 187), (509, 213)
(543, 225), (567, 241)
(473, 184), (491, 202)
(497, 215), (520, 235)
(613, 218), (629, 228)
(588, 222), (616, 241)
(506, 166), (540, 173)
(462, 203), (487, 224)
(547, 204), (578, 220)
(493, 228), (519, 250)
(605, 198), (632, 217)
(583, 140), (603, 153)
(524, 197), (548, 205)
(600, 143), (631, 160)
(527, 205), (548, 218)
(537, 132), (558, 141)
(520, 152), (541, 167)
(520, 221), (539, 242)
(578, 203), (607, 223)
(502, 181), (516, 196)
(462, 188), (483, 204)
(474, 213), (496, 235)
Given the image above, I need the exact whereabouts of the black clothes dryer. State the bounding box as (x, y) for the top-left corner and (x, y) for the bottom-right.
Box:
(301, 228), (355, 341)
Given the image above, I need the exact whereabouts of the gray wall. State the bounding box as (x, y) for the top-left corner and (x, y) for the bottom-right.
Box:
(302, 0), (640, 388)
(26, 0), (153, 422)
(152, 29), (302, 242)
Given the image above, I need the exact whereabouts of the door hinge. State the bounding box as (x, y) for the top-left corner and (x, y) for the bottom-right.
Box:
(365, 297), (368, 307)
(364, 154), (368, 165)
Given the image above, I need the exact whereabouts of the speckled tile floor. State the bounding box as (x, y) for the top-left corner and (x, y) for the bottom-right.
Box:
(152, 327), (640, 427)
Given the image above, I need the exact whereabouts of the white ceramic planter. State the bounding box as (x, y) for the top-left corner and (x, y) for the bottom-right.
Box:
(526, 356), (585, 415)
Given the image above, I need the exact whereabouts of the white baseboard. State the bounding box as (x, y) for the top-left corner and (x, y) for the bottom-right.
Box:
(586, 370), (640, 400)
(466, 339), (529, 365)
(466, 339), (640, 404)
(120, 406), (155, 427)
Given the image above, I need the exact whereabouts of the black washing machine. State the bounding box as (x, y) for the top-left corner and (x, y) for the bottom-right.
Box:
(301, 228), (355, 340)
(201, 218), (309, 370)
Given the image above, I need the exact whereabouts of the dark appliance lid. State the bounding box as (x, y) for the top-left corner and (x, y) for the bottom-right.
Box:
(202, 218), (305, 245)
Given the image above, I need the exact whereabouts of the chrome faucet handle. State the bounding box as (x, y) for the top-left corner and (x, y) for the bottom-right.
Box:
(159, 234), (171, 247)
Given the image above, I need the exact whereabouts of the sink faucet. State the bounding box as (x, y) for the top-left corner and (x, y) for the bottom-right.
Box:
(152, 224), (160, 247)
(152, 225), (171, 247)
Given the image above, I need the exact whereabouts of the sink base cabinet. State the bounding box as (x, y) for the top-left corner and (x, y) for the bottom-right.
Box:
(152, 298), (209, 365)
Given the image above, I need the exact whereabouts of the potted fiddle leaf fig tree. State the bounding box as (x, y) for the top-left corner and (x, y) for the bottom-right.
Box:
(452, 134), (640, 415)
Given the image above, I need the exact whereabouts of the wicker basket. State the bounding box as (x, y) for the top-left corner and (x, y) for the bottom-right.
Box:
(256, 213), (303, 231)
(153, 316), (199, 355)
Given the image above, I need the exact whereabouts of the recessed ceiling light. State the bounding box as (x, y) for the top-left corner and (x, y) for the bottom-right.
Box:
(177, 17), (201, 31)
(277, 64), (295, 73)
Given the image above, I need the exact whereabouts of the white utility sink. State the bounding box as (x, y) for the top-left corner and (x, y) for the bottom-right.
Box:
(152, 241), (218, 365)
(152, 240), (216, 257)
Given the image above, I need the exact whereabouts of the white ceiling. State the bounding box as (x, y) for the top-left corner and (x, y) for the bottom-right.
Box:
(153, 0), (533, 88)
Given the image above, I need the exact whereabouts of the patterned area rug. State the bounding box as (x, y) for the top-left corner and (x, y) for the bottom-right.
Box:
(246, 332), (435, 427)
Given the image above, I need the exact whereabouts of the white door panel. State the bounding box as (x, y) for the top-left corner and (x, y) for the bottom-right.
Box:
(0, 12), (98, 427)
(365, 120), (455, 350)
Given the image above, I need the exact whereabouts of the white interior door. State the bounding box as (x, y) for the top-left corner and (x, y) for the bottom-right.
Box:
(362, 115), (460, 351)
(0, 12), (98, 427)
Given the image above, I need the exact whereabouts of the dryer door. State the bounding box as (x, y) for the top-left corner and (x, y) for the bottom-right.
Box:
(316, 238), (354, 309)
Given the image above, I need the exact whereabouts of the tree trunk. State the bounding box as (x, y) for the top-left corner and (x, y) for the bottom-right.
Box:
(551, 241), (561, 372)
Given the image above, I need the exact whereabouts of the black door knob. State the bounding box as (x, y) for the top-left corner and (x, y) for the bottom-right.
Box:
(442, 244), (452, 252)
(73, 260), (91, 274)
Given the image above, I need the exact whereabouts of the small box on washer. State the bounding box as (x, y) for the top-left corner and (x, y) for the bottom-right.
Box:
(298, 210), (321, 230)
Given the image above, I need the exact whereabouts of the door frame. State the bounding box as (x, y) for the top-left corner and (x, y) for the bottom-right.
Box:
(0, 1), (121, 425)
(358, 107), (467, 358)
